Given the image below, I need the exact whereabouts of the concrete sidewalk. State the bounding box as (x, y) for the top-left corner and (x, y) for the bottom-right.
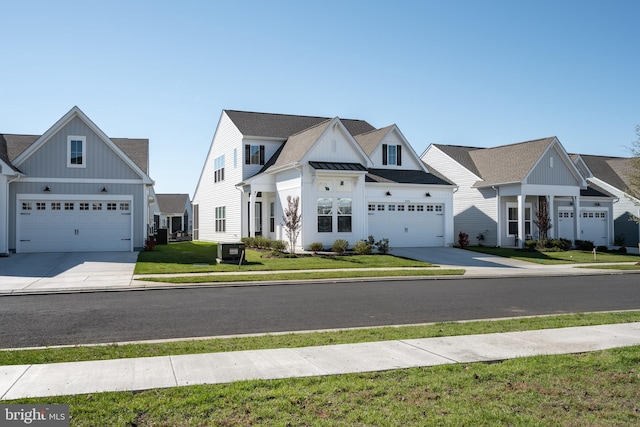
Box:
(2, 322), (640, 400)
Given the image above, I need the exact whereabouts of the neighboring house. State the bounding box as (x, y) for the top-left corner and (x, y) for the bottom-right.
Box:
(422, 137), (615, 248)
(0, 106), (154, 254)
(192, 110), (455, 250)
(572, 154), (640, 246)
(152, 193), (193, 236)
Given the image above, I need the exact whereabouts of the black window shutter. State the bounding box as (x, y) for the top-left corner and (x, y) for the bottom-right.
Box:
(397, 145), (402, 166)
(259, 145), (265, 165)
(245, 145), (250, 165)
(382, 144), (388, 165)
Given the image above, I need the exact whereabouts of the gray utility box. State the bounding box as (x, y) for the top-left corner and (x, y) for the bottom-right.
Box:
(217, 242), (246, 263)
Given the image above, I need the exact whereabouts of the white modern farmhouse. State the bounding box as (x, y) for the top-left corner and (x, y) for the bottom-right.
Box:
(0, 106), (154, 254)
(192, 110), (455, 250)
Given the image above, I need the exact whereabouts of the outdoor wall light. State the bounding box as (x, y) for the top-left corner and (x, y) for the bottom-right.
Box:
(44, 185), (51, 192)
(386, 191), (392, 196)
(595, 202), (601, 206)
(425, 192), (431, 197)
(101, 186), (108, 193)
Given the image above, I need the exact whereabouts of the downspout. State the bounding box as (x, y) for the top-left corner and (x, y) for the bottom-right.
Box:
(492, 185), (500, 247)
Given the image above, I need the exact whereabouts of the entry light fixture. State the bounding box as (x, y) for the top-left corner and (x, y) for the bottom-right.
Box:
(101, 186), (108, 193)
(595, 202), (601, 206)
(425, 192), (431, 197)
(44, 185), (51, 192)
(386, 191), (392, 196)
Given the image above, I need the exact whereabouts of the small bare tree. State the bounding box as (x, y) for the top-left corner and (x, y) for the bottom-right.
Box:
(628, 125), (640, 223)
(282, 196), (301, 254)
(534, 196), (553, 240)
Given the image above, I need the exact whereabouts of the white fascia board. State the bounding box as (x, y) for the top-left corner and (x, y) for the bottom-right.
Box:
(300, 118), (372, 168)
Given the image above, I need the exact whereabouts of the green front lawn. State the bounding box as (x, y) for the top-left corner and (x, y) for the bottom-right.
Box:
(135, 242), (433, 274)
(6, 311), (640, 426)
(466, 246), (640, 264)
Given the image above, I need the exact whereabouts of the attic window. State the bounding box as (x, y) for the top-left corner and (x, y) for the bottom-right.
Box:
(382, 144), (402, 166)
(67, 135), (86, 168)
(550, 157), (554, 168)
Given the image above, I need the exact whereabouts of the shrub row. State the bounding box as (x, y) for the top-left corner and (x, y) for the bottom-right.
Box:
(241, 236), (288, 252)
(308, 236), (390, 255)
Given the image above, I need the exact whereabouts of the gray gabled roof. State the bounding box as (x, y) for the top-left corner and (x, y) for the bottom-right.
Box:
(435, 137), (558, 186)
(354, 125), (395, 156)
(224, 110), (375, 138)
(0, 133), (149, 175)
(577, 154), (634, 193)
(156, 193), (190, 214)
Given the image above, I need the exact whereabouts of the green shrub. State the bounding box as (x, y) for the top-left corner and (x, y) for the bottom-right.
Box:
(271, 240), (288, 252)
(353, 240), (372, 255)
(331, 239), (349, 254)
(596, 245), (609, 252)
(241, 236), (255, 247)
(617, 246), (628, 253)
(309, 242), (324, 252)
(376, 238), (390, 254)
(575, 240), (594, 251)
(524, 239), (538, 250)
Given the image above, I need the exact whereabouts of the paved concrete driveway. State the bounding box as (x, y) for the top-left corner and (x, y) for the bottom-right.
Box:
(0, 252), (139, 293)
(391, 247), (531, 268)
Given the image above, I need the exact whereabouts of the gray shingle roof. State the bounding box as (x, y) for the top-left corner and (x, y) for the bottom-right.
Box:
(264, 119), (333, 171)
(156, 193), (190, 214)
(0, 133), (149, 175)
(577, 154), (634, 192)
(435, 137), (557, 186)
(354, 125), (394, 156)
(225, 110), (375, 138)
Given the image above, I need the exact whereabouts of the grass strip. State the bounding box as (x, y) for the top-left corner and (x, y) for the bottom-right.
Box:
(2, 311), (639, 366)
(579, 264), (640, 270)
(138, 268), (465, 284)
(7, 346), (640, 426)
(465, 246), (640, 264)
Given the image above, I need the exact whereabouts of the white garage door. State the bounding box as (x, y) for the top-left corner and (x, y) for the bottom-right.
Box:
(368, 202), (444, 247)
(17, 198), (132, 253)
(580, 210), (608, 247)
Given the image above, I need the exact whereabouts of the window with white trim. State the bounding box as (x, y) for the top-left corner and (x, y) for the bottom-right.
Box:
(215, 206), (226, 232)
(382, 144), (402, 166)
(337, 198), (352, 233)
(397, 204), (405, 211)
(317, 198), (333, 232)
(214, 155), (225, 182)
(36, 202), (46, 210)
(51, 202), (61, 210)
(65, 202), (74, 211)
(388, 204), (396, 211)
(107, 203), (117, 210)
(67, 136), (86, 168)
(368, 204), (375, 211)
(22, 202), (32, 211)
(79, 203), (89, 211)
(507, 203), (531, 236)
(377, 204), (385, 211)
(93, 203), (102, 211)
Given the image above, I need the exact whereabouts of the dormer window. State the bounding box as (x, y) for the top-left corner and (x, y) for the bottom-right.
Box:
(382, 144), (402, 166)
(67, 136), (86, 168)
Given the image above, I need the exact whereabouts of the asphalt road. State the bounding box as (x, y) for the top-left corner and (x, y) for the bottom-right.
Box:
(1, 274), (639, 349)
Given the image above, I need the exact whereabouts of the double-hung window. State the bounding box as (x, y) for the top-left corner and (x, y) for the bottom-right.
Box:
(214, 155), (225, 182)
(215, 206), (226, 232)
(245, 144), (265, 165)
(337, 198), (352, 232)
(507, 204), (531, 236)
(382, 144), (402, 166)
(67, 136), (86, 168)
(317, 198), (333, 232)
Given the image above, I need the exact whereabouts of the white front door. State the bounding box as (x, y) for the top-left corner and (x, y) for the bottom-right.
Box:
(557, 210), (575, 241)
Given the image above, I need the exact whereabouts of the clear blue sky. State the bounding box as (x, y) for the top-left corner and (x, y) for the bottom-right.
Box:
(2, 0), (639, 195)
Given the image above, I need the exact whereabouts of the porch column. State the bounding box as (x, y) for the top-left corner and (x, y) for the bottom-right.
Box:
(249, 192), (256, 237)
(548, 196), (555, 239)
(573, 195), (581, 243)
(0, 176), (8, 255)
(517, 194), (525, 248)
